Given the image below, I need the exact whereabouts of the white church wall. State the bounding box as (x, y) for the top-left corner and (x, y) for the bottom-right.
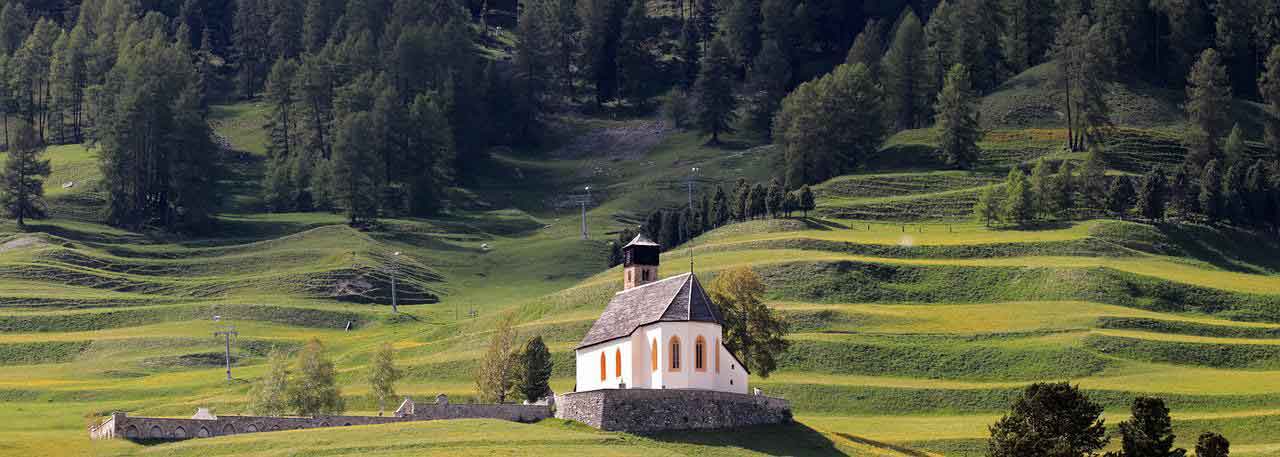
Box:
(574, 339), (633, 392)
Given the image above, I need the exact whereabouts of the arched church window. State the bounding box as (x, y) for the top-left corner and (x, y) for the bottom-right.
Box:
(615, 348), (622, 378)
(695, 336), (706, 371)
(669, 336), (681, 371)
(600, 352), (606, 381)
(651, 339), (658, 372)
(715, 338), (721, 373)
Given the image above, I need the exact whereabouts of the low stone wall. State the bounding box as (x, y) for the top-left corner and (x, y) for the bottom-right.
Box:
(90, 398), (552, 441)
(555, 389), (791, 433)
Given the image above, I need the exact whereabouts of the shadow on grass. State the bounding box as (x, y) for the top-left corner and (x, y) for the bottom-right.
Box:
(645, 422), (846, 456)
(802, 218), (849, 231)
(834, 432), (935, 457)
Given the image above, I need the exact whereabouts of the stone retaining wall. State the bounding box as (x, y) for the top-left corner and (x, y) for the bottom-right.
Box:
(555, 389), (791, 433)
(90, 397), (552, 441)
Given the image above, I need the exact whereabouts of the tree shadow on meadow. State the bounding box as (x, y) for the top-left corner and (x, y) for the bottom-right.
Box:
(644, 422), (846, 456)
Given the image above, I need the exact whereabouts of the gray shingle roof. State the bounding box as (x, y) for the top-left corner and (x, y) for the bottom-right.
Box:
(577, 272), (724, 349)
(623, 233), (660, 249)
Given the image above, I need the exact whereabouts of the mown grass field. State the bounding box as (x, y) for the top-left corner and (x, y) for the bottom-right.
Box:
(4, 91), (1280, 457)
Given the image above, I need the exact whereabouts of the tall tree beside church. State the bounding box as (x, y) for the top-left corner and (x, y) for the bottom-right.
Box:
(845, 18), (884, 78)
(882, 10), (929, 131)
(98, 36), (221, 232)
(776, 62), (885, 187)
(1185, 48), (1232, 174)
(706, 266), (789, 378)
(516, 336), (553, 403)
(742, 39), (789, 139)
(331, 111), (380, 226)
(935, 64), (982, 170)
(476, 313), (519, 403)
(248, 348), (291, 416)
(0, 122), (49, 228)
(694, 38), (737, 144)
(1261, 46), (1280, 158)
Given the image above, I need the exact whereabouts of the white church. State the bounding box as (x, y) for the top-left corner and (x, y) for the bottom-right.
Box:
(574, 233), (748, 394)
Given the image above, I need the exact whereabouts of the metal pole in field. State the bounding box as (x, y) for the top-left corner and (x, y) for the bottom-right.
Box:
(686, 167), (699, 273)
(213, 316), (237, 381)
(576, 185), (592, 240)
(390, 251), (400, 314)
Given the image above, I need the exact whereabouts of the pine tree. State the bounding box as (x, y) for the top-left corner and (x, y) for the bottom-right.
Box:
(287, 338), (344, 416)
(678, 22), (701, 89)
(950, 0), (1006, 92)
(1261, 46), (1280, 158)
(883, 10), (929, 130)
(1053, 14), (1112, 151)
(516, 336), (553, 403)
(743, 39), (790, 139)
(775, 62), (885, 186)
(331, 112), (380, 226)
(1169, 165), (1195, 217)
(1246, 160), (1270, 226)
(925, 0), (957, 100)
(1225, 123), (1247, 167)
(845, 19), (884, 78)
(249, 348), (291, 416)
(644, 210), (663, 242)
(1113, 397), (1187, 457)
(263, 58), (300, 211)
(1195, 432), (1230, 457)
(1081, 146), (1108, 211)
(1105, 176), (1136, 219)
(748, 182), (766, 219)
(974, 185), (1002, 226)
(1002, 168), (1032, 226)
(719, 0), (760, 69)
(1000, 0), (1054, 74)
(1224, 162), (1247, 224)
(1151, 0), (1209, 85)
(935, 64), (982, 170)
(1200, 159), (1224, 223)
(0, 122), (49, 228)
(988, 383), (1108, 457)
(578, 0), (624, 105)
(765, 178), (783, 218)
(1185, 49), (1232, 173)
(1028, 160), (1052, 219)
(1137, 170), (1168, 222)
(1054, 161), (1076, 219)
(799, 185), (815, 218)
(368, 343), (402, 416)
(694, 38), (737, 144)
(617, 0), (656, 104)
(713, 185), (729, 226)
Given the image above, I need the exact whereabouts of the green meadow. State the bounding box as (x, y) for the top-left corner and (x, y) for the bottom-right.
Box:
(2, 97), (1279, 457)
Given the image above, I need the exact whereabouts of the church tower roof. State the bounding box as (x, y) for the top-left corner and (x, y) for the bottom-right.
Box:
(577, 272), (723, 349)
(622, 233), (659, 249)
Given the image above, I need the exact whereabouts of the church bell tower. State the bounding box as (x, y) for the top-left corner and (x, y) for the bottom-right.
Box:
(622, 233), (660, 290)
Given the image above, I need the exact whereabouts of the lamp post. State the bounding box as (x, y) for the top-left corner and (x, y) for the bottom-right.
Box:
(212, 315), (237, 381)
(390, 251), (400, 314)
(579, 185), (592, 240)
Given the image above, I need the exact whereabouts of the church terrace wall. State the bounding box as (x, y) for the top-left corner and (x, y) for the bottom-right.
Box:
(90, 402), (552, 441)
(555, 389), (791, 433)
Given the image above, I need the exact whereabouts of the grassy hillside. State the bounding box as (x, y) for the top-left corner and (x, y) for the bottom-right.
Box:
(7, 84), (1280, 457)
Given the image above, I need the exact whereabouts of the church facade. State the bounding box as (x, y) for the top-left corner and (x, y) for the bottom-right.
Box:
(574, 234), (748, 394)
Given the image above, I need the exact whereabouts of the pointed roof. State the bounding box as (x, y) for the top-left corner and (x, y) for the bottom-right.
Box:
(577, 273), (724, 349)
(622, 233), (660, 249)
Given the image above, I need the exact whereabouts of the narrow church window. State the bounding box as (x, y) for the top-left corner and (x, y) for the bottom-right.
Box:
(651, 339), (658, 372)
(615, 348), (622, 377)
(600, 352), (606, 381)
(715, 338), (721, 373)
(669, 336), (681, 370)
(695, 336), (706, 371)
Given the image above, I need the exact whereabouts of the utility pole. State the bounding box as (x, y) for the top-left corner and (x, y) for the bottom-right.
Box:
(213, 316), (237, 381)
(686, 167), (699, 273)
(389, 251), (401, 314)
(572, 185), (592, 240)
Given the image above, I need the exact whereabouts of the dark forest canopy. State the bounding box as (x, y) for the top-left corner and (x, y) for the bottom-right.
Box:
(0, 0), (1276, 231)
